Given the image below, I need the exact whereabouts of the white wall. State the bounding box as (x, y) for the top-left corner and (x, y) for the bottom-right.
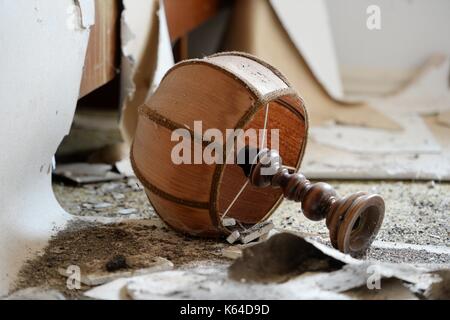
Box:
(325, 0), (450, 94)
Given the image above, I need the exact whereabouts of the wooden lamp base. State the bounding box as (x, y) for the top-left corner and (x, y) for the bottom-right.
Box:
(238, 147), (385, 256)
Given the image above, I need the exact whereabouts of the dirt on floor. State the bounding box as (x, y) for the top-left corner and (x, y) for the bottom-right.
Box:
(15, 219), (228, 298)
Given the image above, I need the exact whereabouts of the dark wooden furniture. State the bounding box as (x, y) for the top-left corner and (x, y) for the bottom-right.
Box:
(164, 0), (228, 60)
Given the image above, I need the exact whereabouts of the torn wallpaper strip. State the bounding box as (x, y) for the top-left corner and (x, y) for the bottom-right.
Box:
(119, 0), (174, 144)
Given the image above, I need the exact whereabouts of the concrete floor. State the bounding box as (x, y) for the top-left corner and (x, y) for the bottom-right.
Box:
(53, 179), (450, 266)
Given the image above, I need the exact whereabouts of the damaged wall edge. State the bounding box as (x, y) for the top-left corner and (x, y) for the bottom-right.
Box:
(0, 0), (94, 296)
(119, 0), (174, 145)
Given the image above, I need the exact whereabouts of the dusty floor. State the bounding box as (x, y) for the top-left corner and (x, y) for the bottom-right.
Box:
(53, 178), (450, 250)
(52, 179), (449, 247)
(14, 178), (449, 298)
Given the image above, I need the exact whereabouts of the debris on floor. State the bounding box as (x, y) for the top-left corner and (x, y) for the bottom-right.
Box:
(225, 221), (275, 245)
(106, 255), (128, 272)
(10, 180), (449, 300)
(116, 208), (138, 215)
(239, 221), (275, 244)
(82, 232), (449, 300)
(4, 287), (66, 301)
(14, 220), (228, 298)
(222, 243), (257, 260)
(54, 163), (124, 184)
(226, 230), (240, 244)
(228, 233), (344, 283)
(222, 218), (236, 227)
(58, 256), (173, 286)
(84, 264), (348, 300)
(423, 270), (450, 300)
(115, 158), (135, 177)
(303, 56), (450, 181)
(227, 232), (448, 300)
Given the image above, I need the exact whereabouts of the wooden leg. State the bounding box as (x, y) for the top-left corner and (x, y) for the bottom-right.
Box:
(239, 147), (385, 256)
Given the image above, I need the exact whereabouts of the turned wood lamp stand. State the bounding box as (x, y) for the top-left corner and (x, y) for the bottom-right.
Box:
(238, 147), (385, 256)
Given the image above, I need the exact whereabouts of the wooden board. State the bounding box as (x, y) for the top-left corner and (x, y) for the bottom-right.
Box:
(164, 0), (224, 41)
(79, 0), (120, 98)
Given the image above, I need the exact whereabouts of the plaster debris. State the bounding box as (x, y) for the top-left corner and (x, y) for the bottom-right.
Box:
(127, 178), (143, 191)
(4, 287), (66, 300)
(15, 220), (228, 298)
(228, 233), (447, 299)
(93, 202), (113, 210)
(55, 163), (113, 176)
(229, 233), (344, 283)
(303, 55), (450, 181)
(115, 158), (135, 177)
(427, 180), (436, 189)
(82, 203), (93, 209)
(86, 264), (348, 300)
(100, 182), (123, 194)
(58, 256), (173, 286)
(117, 208), (138, 215)
(222, 246), (243, 260)
(226, 231), (241, 244)
(84, 250), (447, 300)
(222, 243), (257, 260)
(222, 218), (236, 227)
(112, 193), (125, 200)
(421, 270), (450, 300)
(14, 179), (450, 299)
(310, 112), (440, 154)
(239, 221), (274, 244)
(54, 163), (124, 184)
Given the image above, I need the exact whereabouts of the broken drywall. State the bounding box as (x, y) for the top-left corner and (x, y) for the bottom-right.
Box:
(228, 233), (344, 283)
(303, 138), (450, 181)
(86, 264), (349, 300)
(269, 0), (344, 101)
(304, 55), (450, 180)
(84, 232), (447, 300)
(383, 55), (450, 115)
(0, 0), (94, 296)
(310, 112), (440, 154)
(119, 0), (174, 144)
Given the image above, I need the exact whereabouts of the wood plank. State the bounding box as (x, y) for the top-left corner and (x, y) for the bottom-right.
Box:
(79, 0), (120, 98)
(164, 0), (224, 42)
